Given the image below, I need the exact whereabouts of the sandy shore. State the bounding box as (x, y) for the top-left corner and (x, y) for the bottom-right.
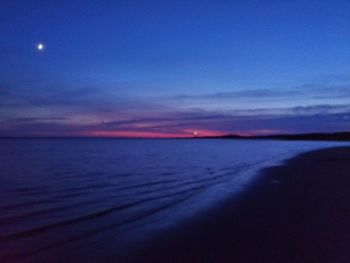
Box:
(117, 147), (350, 262)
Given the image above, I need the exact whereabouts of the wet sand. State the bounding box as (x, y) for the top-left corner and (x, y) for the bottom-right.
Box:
(120, 147), (350, 262)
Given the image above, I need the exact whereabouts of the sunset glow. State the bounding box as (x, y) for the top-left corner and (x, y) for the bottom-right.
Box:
(85, 129), (225, 138)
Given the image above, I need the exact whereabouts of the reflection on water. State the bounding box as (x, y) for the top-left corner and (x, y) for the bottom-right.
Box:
(0, 139), (344, 262)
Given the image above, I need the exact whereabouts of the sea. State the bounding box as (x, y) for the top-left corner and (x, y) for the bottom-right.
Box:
(0, 138), (347, 262)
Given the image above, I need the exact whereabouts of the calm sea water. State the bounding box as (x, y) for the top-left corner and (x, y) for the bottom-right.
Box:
(0, 139), (347, 262)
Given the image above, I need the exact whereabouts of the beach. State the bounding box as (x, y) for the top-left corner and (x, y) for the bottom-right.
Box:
(121, 147), (350, 262)
(1, 141), (349, 263)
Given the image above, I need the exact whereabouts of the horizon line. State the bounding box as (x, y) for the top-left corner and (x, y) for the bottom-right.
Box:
(1, 131), (349, 140)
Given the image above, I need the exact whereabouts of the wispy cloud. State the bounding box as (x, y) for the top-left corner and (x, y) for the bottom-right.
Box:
(170, 84), (350, 102)
(1, 103), (349, 137)
(1, 73), (349, 137)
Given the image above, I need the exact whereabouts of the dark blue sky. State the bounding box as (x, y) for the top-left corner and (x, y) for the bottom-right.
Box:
(1, 0), (349, 137)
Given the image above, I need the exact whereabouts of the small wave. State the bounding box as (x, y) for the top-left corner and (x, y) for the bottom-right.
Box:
(0, 184), (209, 242)
(117, 179), (179, 191)
(4, 186), (207, 261)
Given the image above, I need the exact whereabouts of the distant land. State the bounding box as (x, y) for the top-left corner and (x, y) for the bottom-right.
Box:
(1, 131), (350, 141)
(198, 131), (350, 141)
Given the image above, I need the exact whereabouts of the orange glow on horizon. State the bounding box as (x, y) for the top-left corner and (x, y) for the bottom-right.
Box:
(85, 129), (225, 138)
(84, 129), (288, 138)
(21, 129), (288, 138)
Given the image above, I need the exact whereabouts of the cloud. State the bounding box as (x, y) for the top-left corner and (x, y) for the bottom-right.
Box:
(1, 72), (349, 136)
(170, 84), (350, 102)
(1, 103), (349, 137)
(172, 89), (300, 100)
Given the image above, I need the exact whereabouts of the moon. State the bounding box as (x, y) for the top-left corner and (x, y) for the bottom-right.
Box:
(36, 43), (44, 51)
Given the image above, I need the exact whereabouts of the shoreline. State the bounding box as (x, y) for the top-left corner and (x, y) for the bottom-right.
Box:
(117, 146), (350, 262)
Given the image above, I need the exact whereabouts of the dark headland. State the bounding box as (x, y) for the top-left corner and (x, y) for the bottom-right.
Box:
(197, 131), (350, 141)
(118, 147), (350, 263)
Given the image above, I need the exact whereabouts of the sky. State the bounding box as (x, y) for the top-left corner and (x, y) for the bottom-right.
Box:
(0, 0), (349, 137)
